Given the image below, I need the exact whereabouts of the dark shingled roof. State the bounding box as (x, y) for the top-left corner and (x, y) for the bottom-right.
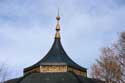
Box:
(4, 78), (19, 83)
(4, 72), (105, 83)
(24, 39), (86, 72)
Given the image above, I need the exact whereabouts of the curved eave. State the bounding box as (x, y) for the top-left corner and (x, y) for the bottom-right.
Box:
(24, 62), (86, 73)
(24, 39), (87, 72)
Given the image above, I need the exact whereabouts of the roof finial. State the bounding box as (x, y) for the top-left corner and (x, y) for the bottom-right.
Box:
(56, 8), (60, 21)
(55, 8), (61, 39)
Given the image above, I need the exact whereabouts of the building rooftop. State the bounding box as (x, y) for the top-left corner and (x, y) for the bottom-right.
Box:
(24, 38), (86, 72)
(5, 72), (104, 83)
(4, 13), (104, 83)
(24, 13), (86, 73)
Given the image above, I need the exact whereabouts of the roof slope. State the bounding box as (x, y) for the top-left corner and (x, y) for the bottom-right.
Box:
(4, 72), (105, 83)
(4, 78), (19, 83)
(24, 39), (86, 72)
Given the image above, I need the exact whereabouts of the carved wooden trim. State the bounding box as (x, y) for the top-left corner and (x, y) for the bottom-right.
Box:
(24, 65), (87, 77)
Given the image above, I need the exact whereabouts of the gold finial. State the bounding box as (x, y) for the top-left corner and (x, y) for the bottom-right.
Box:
(55, 8), (61, 39)
(55, 31), (60, 38)
(56, 8), (60, 21)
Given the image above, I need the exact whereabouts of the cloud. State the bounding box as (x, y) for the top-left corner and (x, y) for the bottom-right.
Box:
(0, 0), (125, 79)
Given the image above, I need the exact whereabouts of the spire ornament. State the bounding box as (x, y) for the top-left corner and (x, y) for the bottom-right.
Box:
(55, 9), (61, 39)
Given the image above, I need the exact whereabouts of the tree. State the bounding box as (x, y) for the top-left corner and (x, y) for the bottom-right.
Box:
(91, 64), (101, 79)
(113, 32), (125, 83)
(0, 64), (8, 83)
(91, 47), (121, 83)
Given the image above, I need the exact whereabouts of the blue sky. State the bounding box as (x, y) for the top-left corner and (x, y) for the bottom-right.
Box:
(0, 0), (125, 79)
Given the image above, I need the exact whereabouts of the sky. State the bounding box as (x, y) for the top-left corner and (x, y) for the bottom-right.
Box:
(0, 0), (125, 79)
